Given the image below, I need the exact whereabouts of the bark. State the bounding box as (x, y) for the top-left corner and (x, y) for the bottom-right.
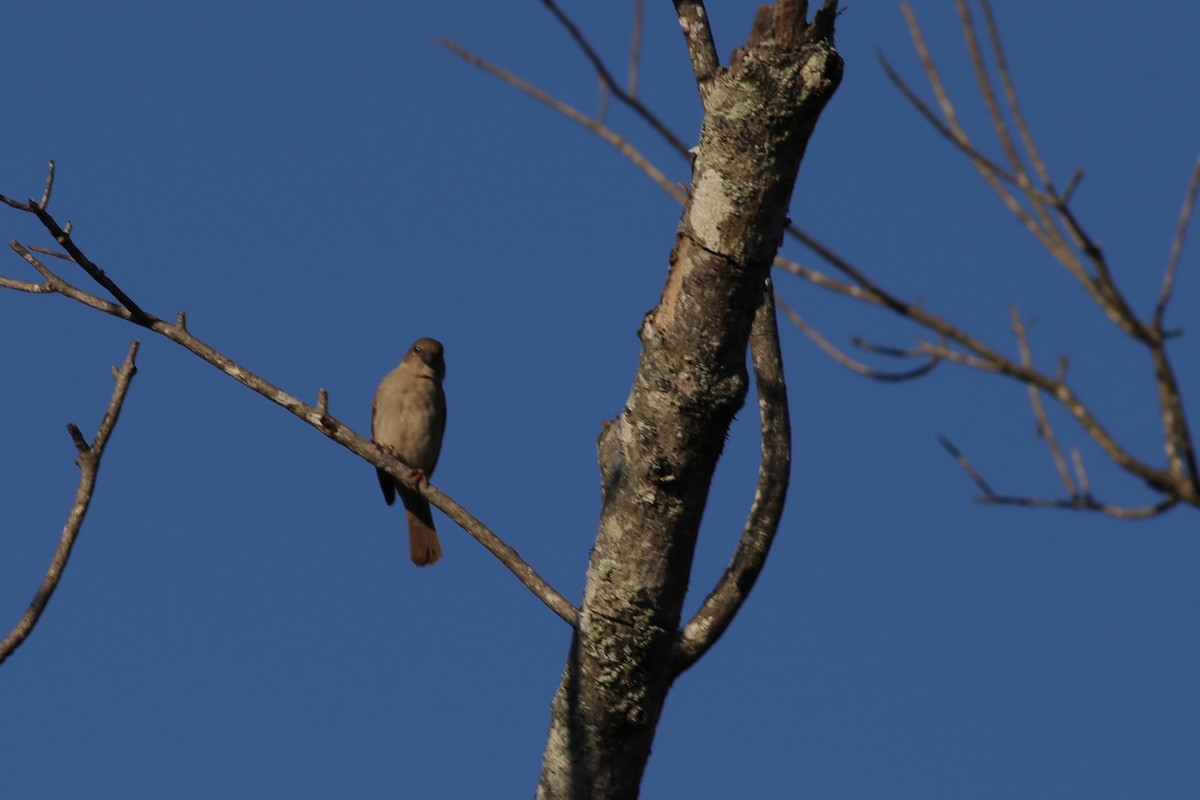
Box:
(536, 3), (843, 798)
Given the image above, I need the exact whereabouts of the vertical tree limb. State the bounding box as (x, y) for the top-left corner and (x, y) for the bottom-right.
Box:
(537, 4), (842, 797)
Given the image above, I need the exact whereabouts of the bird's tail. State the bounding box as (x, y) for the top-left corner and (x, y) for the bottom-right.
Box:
(402, 492), (442, 566)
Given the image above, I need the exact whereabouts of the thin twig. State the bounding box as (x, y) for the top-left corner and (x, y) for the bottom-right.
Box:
(1061, 169), (1084, 203)
(779, 297), (939, 382)
(954, 0), (1063, 267)
(938, 435), (996, 497)
(38, 160), (56, 210)
(977, 494), (1178, 519)
(540, 0), (692, 155)
(977, 0), (1052, 188)
(886, 10), (1073, 272)
(1070, 447), (1091, 498)
(1010, 308), (1076, 496)
(628, 0), (644, 97)
(850, 336), (927, 359)
(439, 39), (686, 205)
(1154, 156), (1200, 332)
(0, 341), (140, 666)
(27, 244), (73, 261)
(939, 434), (1173, 518)
(955, 0), (1028, 189)
(892, 5), (1153, 345)
(918, 336), (1188, 501)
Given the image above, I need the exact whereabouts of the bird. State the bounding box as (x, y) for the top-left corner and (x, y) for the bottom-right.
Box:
(371, 337), (447, 566)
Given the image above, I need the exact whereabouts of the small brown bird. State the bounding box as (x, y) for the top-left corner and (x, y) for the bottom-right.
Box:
(371, 337), (447, 566)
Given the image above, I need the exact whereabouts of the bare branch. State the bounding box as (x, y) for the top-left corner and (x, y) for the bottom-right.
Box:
(954, 0), (1028, 187)
(0, 194), (32, 210)
(850, 336), (928, 359)
(1048, 197), (1151, 342)
(438, 39), (686, 205)
(917, 337), (1190, 501)
(1154, 156), (1200, 332)
(939, 434), (1175, 519)
(1061, 169), (1084, 203)
(446, 0), (1194, 522)
(27, 243), (72, 261)
(780, 234), (1030, 373)
(979, 494), (1179, 520)
(953, 0), (1070, 275)
(1149, 344), (1200, 499)
(538, 1), (692, 155)
(423, 481), (577, 625)
(0, 341), (140, 666)
(938, 435), (997, 498)
(671, 0), (719, 104)
(778, 297), (939, 382)
(977, 0), (1052, 189)
(673, 278), (790, 675)
(0, 274), (53, 293)
(784, 215), (1195, 510)
(887, 6), (1093, 298)
(1010, 309), (1076, 497)
(892, 4), (1153, 345)
(842, 5), (1200, 513)
(23, 206), (150, 321)
(3, 218), (579, 627)
(1070, 447), (1091, 497)
(943, 425), (1186, 519)
(628, 0), (644, 97)
(38, 160), (56, 210)
(66, 423), (89, 453)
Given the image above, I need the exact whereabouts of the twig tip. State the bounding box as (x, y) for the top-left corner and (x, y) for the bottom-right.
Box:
(67, 423), (88, 453)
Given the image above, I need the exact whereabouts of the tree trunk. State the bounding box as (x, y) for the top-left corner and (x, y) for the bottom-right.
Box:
(536, 3), (843, 798)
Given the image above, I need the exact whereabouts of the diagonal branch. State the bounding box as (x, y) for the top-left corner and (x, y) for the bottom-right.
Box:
(672, 278), (791, 675)
(975, 0), (1052, 189)
(539, 0), (690, 155)
(4, 221), (579, 628)
(778, 296), (940, 382)
(0, 341), (140, 666)
(439, 39), (686, 205)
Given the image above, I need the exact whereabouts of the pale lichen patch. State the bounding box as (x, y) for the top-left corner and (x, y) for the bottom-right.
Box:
(687, 168), (735, 253)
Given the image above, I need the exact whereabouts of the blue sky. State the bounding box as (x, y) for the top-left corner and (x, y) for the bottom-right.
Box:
(2, 2), (1199, 798)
